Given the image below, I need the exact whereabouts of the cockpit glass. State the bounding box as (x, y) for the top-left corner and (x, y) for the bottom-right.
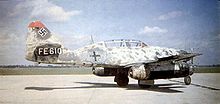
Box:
(105, 42), (122, 47)
(104, 40), (146, 48)
(127, 42), (141, 47)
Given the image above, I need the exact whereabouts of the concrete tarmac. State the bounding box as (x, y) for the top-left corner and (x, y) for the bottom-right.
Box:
(0, 73), (220, 104)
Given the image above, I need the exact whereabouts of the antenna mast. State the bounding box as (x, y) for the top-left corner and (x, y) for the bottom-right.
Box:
(90, 35), (94, 44)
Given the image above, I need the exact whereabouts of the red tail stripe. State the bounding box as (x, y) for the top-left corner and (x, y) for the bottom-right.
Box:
(28, 21), (45, 28)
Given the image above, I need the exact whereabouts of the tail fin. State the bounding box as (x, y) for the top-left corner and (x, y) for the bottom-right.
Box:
(25, 21), (63, 63)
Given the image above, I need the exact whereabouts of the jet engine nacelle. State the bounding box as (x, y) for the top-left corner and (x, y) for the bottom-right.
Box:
(92, 67), (116, 76)
(129, 64), (150, 80)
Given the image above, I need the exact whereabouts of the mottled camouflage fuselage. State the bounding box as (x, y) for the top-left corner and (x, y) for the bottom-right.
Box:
(26, 31), (180, 67)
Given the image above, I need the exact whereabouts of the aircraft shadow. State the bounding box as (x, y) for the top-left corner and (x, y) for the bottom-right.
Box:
(25, 82), (185, 93)
(169, 79), (220, 91)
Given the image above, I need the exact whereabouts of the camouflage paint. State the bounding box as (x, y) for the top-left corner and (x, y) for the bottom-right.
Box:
(26, 21), (181, 67)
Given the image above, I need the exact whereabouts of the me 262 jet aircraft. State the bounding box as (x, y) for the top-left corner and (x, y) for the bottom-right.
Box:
(25, 21), (201, 87)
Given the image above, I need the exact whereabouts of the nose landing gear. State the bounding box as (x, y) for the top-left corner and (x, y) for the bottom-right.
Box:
(184, 76), (191, 85)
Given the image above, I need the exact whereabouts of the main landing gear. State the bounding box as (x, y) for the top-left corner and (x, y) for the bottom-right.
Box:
(114, 73), (129, 87)
(184, 76), (191, 85)
(114, 69), (129, 87)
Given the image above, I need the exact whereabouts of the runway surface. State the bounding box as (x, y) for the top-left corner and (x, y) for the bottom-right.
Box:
(0, 73), (220, 104)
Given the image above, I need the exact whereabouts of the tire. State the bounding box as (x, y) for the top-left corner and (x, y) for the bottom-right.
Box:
(115, 75), (129, 87)
(184, 76), (191, 85)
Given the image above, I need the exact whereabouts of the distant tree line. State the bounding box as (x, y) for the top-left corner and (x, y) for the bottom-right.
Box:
(0, 65), (81, 68)
(197, 64), (220, 67)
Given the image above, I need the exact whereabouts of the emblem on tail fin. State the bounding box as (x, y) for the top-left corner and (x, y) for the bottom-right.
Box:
(38, 27), (48, 38)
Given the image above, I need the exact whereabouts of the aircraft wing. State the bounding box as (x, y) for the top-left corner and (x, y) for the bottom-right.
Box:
(153, 53), (201, 63)
(124, 53), (202, 68)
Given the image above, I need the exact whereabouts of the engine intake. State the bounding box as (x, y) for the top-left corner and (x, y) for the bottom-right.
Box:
(129, 64), (150, 80)
(92, 67), (116, 76)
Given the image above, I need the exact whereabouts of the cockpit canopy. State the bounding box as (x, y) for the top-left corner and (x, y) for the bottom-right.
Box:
(102, 39), (147, 48)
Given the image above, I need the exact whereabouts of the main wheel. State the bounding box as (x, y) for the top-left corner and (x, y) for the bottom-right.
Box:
(184, 76), (191, 85)
(115, 75), (129, 87)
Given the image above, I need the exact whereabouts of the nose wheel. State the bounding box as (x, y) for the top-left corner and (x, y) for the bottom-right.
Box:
(184, 76), (191, 85)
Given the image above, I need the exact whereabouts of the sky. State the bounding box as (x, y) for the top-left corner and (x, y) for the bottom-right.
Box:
(0, 0), (219, 65)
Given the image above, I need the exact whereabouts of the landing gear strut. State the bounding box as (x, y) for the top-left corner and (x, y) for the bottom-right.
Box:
(184, 76), (191, 85)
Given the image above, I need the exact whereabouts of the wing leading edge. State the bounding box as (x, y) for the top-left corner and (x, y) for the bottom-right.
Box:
(124, 53), (202, 68)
